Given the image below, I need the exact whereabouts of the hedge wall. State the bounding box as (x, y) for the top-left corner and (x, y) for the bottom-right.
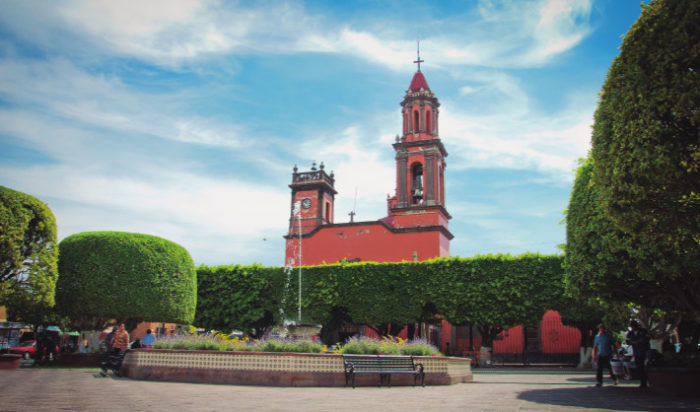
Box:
(195, 254), (565, 339)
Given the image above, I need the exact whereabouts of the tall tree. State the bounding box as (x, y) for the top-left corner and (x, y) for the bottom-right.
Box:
(565, 158), (668, 308)
(591, 0), (700, 320)
(0, 186), (58, 312)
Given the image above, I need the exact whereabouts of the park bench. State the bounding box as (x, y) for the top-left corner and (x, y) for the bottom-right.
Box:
(342, 354), (425, 388)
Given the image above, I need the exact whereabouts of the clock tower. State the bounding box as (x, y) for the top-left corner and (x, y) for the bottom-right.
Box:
(287, 161), (336, 235)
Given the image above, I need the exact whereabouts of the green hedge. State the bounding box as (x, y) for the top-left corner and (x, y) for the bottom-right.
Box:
(196, 254), (565, 340)
(56, 231), (197, 324)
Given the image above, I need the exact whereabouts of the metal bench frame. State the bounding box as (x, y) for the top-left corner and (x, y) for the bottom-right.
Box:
(342, 354), (425, 388)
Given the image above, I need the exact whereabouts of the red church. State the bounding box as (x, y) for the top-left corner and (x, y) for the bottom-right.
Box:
(284, 63), (451, 266)
(283, 59), (581, 365)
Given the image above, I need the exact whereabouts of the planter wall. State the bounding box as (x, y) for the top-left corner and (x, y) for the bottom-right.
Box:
(122, 350), (473, 387)
(648, 367), (700, 397)
(0, 354), (21, 370)
(54, 353), (103, 368)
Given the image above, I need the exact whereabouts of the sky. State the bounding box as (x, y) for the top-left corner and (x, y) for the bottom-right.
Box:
(0, 0), (645, 266)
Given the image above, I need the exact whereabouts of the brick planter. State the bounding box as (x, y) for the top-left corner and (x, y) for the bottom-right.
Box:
(648, 367), (700, 397)
(53, 353), (103, 368)
(0, 354), (21, 370)
(122, 350), (472, 387)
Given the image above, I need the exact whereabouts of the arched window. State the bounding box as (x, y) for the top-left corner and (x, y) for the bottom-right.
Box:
(426, 109), (431, 133)
(410, 163), (423, 204)
(414, 111), (420, 132)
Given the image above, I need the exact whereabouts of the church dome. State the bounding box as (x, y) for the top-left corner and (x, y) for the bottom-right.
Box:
(409, 71), (430, 91)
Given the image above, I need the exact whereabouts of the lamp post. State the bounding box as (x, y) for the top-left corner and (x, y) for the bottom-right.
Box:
(293, 201), (302, 324)
(297, 205), (302, 324)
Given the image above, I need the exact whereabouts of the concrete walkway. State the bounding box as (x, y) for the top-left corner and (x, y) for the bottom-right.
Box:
(0, 367), (698, 411)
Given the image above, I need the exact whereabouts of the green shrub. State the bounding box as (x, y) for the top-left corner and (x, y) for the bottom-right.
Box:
(252, 338), (323, 353)
(57, 231), (197, 324)
(338, 337), (439, 356)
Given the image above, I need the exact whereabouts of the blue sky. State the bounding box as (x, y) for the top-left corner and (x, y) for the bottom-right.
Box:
(0, 0), (644, 266)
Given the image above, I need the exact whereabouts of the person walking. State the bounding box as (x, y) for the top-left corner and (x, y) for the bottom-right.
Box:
(593, 323), (618, 387)
(112, 323), (130, 353)
(101, 324), (129, 376)
(626, 320), (650, 388)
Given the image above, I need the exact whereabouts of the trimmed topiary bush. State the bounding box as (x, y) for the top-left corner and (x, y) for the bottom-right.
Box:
(56, 231), (196, 324)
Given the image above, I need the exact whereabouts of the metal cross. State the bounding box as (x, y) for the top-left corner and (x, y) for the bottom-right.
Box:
(414, 40), (424, 72)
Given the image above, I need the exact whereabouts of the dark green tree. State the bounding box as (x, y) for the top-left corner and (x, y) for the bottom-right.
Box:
(565, 158), (667, 308)
(591, 0), (700, 321)
(0, 186), (58, 322)
(56, 231), (197, 328)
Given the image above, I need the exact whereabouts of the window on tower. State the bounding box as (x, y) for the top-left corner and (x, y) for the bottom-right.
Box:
(411, 164), (423, 204)
(426, 109), (431, 133)
(414, 111), (420, 132)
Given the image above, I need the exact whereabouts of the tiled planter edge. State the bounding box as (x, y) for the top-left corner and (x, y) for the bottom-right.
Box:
(122, 350), (473, 387)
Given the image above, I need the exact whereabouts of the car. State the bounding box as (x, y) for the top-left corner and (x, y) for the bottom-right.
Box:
(9, 340), (36, 359)
(9, 340), (61, 360)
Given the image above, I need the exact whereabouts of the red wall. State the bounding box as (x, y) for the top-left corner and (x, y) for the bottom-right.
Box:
(286, 220), (450, 266)
(540, 310), (581, 354)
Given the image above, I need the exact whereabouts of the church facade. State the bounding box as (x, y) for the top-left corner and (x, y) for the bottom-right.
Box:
(284, 67), (452, 266)
(282, 61), (581, 364)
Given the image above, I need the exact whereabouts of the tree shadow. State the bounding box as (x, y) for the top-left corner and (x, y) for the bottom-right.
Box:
(518, 386), (700, 411)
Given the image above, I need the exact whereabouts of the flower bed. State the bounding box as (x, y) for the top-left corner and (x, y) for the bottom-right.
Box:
(152, 334), (441, 356)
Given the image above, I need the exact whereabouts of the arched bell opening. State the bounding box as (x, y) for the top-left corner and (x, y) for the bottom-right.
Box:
(410, 163), (424, 205)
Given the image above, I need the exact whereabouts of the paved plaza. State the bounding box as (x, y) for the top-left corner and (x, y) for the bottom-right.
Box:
(0, 367), (698, 411)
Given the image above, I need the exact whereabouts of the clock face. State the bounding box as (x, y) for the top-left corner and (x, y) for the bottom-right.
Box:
(301, 198), (312, 209)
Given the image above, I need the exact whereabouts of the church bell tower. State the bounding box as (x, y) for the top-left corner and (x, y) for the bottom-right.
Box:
(389, 47), (450, 231)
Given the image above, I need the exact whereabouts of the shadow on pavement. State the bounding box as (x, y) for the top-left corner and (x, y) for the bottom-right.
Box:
(518, 386), (700, 411)
(567, 376), (605, 383)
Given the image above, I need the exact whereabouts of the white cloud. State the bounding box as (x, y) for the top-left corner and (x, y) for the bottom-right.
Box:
(0, 57), (246, 150)
(1, 0), (592, 70)
(440, 71), (594, 183)
(295, 124), (396, 222)
(1, 162), (289, 265)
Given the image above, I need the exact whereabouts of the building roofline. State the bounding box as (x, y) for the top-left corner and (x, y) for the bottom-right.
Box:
(284, 219), (453, 240)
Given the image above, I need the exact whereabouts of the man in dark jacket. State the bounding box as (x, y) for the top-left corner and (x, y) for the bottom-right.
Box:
(626, 320), (650, 388)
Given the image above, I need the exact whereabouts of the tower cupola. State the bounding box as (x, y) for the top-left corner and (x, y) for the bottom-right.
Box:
(392, 46), (448, 211)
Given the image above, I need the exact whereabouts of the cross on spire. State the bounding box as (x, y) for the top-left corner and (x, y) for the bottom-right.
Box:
(413, 40), (424, 72)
